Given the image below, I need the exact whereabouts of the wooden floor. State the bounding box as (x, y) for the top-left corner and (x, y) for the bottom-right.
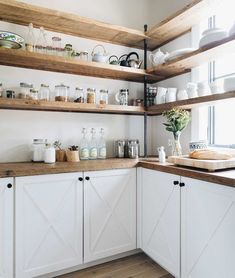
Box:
(57, 253), (174, 278)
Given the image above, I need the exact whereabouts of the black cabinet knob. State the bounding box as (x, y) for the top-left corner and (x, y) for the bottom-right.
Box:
(7, 183), (12, 188)
(173, 180), (179, 185)
(78, 177), (83, 182)
(179, 182), (185, 187)
(85, 176), (90, 181)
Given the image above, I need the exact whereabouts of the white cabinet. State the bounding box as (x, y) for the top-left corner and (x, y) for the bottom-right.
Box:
(181, 177), (235, 278)
(141, 168), (180, 277)
(84, 169), (136, 263)
(15, 173), (83, 278)
(0, 178), (14, 278)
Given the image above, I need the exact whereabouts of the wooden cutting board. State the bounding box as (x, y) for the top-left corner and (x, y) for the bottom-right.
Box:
(168, 155), (235, 171)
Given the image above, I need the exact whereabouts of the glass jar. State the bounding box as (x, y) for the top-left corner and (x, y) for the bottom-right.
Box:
(79, 51), (88, 61)
(19, 82), (33, 99)
(55, 83), (68, 102)
(44, 143), (56, 164)
(87, 88), (96, 104)
(0, 83), (3, 98)
(39, 84), (50, 101)
(74, 87), (85, 103)
(99, 89), (108, 104)
(6, 90), (15, 99)
(64, 44), (73, 58)
(115, 89), (129, 105)
(32, 139), (47, 162)
(29, 89), (39, 100)
(52, 36), (62, 56)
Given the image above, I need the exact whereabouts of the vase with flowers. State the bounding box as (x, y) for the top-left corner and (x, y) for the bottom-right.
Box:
(163, 108), (190, 156)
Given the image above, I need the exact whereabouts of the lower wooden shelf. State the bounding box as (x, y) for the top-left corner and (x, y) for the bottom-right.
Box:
(147, 91), (235, 115)
(0, 98), (145, 115)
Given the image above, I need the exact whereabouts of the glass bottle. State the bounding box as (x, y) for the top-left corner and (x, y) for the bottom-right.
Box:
(25, 23), (35, 52)
(35, 27), (46, 53)
(74, 87), (85, 103)
(99, 89), (108, 104)
(98, 128), (107, 159)
(39, 84), (50, 101)
(80, 128), (89, 160)
(87, 88), (96, 104)
(89, 128), (98, 160)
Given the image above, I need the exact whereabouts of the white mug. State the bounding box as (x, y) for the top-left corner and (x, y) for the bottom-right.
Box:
(165, 88), (177, 102)
(187, 82), (198, 98)
(177, 89), (188, 101)
(156, 87), (167, 104)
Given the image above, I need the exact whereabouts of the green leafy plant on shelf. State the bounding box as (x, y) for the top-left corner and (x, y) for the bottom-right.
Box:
(162, 108), (191, 156)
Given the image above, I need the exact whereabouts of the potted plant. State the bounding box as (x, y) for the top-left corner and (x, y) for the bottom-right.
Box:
(66, 145), (80, 162)
(162, 108), (190, 156)
(53, 140), (66, 162)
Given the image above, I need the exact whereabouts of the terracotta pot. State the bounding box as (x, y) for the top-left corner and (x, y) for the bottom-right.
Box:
(66, 150), (80, 162)
(56, 150), (66, 162)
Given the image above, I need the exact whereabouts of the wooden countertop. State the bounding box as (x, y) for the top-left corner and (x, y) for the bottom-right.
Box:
(0, 158), (234, 187)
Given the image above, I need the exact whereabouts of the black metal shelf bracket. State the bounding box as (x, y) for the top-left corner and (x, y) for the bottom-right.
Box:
(144, 24), (148, 157)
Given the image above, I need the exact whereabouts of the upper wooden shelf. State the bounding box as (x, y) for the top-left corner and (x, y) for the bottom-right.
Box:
(146, 0), (220, 50)
(0, 48), (160, 83)
(0, 0), (147, 49)
(147, 91), (235, 115)
(147, 35), (235, 82)
(0, 98), (145, 115)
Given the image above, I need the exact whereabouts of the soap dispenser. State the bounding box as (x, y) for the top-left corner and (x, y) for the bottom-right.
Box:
(158, 146), (166, 163)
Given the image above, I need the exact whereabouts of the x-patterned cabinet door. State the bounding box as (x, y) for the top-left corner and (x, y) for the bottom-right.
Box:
(84, 169), (136, 263)
(141, 169), (180, 278)
(181, 177), (235, 278)
(0, 178), (14, 278)
(15, 173), (83, 278)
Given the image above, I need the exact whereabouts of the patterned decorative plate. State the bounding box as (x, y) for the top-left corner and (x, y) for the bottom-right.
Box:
(0, 31), (24, 49)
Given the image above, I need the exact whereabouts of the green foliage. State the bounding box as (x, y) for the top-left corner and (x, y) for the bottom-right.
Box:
(162, 108), (191, 134)
(53, 140), (62, 150)
(69, 145), (79, 151)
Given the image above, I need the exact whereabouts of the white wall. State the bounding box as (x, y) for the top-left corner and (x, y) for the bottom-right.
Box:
(0, 0), (195, 162)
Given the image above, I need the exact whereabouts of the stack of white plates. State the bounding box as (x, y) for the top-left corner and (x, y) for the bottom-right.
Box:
(199, 28), (228, 48)
(165, 48), (197, 62)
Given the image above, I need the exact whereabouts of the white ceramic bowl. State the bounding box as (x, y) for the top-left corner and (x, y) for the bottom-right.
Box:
(223, 76), (235, 92)
(199, 28), (228, 48)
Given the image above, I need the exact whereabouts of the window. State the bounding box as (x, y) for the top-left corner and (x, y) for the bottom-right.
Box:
(207, 1), (235, 148)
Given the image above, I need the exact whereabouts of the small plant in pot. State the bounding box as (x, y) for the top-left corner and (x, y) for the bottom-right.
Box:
(66, 145), (80, 162)
(53, 140), (66, 162)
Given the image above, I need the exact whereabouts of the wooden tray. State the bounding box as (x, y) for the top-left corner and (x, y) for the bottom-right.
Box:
(168, 155), (235, 171)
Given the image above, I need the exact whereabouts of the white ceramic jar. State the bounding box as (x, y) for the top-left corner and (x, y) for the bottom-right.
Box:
(177, 89), (188, 101)
(165, 88), (177, 102)
(156, 87), (167, 104)
(197, 81), (211, 96)
(44, 144), (56, 163)
(32, 139), (47, 162)
(187, 82), (198, 98)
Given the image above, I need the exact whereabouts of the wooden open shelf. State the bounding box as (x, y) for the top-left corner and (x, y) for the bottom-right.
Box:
(146, 0), (220, 50)
(0, 48), (160, 83)
(147, 35), (235, 82)
(0, 0), (147, 49)
(147, 91), (235, 115)
(0, 98), (145, 115)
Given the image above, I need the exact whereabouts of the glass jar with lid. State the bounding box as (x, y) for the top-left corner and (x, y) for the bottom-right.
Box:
(55, 84), (68, 102)
(87, 88), (96, 104)
(74, 87), (85, 103)
(79, 51), (88, 61)
(29, 89), (39, 100)
(19, 82), (33, 99)
(32, 139), (47, 162)
(99, 89), (108, 104)
(64, 44), (73, 58)
(39, 84), (50, 101)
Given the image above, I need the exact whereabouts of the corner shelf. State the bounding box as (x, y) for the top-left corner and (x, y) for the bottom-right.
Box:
(146, 0), (220, 50)
(0, 0), (147, 49)
(147, 35), (235, 82)
(147, 91), (235, 115)
(0, 48), (160, 83)
(0, 98), (145, 115)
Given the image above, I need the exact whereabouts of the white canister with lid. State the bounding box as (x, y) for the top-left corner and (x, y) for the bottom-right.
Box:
(32, 139), (47, 162)
(44, 144), (56, 163)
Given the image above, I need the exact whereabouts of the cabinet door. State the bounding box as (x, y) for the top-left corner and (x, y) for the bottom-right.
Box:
(0, 178), (14, 278)
(15, 173), (83, 278)
(181, 177), (235, 278)
(141, 168), (180, 277)
(84, 169), (136, 263)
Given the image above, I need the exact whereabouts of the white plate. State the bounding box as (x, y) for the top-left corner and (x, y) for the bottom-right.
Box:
(199, 30), (228, 48)
(165, 48), (197, 62)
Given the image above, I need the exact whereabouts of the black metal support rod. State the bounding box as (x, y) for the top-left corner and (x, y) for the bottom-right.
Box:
(144, 24), (148, 157)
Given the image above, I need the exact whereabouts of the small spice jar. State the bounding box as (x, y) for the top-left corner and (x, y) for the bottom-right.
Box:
(64, 44), (73, 57)
(87, 88), (96, 104)
(99, 89), (108, 104)
(55, 84), (68, 102)
(74, 87), (85, 103)
(19, 82), (33, 99)
(29, 89), (39, 100)
(39, 84), (50, 101)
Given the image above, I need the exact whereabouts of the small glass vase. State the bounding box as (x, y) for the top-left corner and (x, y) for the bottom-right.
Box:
(171, 132), (182, 156)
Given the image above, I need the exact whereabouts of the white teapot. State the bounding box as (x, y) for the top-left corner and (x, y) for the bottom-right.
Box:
(149, 48), (168, 66)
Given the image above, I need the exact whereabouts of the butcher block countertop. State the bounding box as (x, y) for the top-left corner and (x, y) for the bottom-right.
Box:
(0, 158), (234, 187)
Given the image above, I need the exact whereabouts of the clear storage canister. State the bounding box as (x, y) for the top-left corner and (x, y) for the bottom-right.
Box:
(74, 87), (85, 103)
(55, 84), (68, 102)
(39, 84), (50, 101)
(99, 89), (108, 104)
(87, 88), (96, 104)
(29, 89), (39, 100)
(19, 82), (33, 99)
(32, 139), (47, 162)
